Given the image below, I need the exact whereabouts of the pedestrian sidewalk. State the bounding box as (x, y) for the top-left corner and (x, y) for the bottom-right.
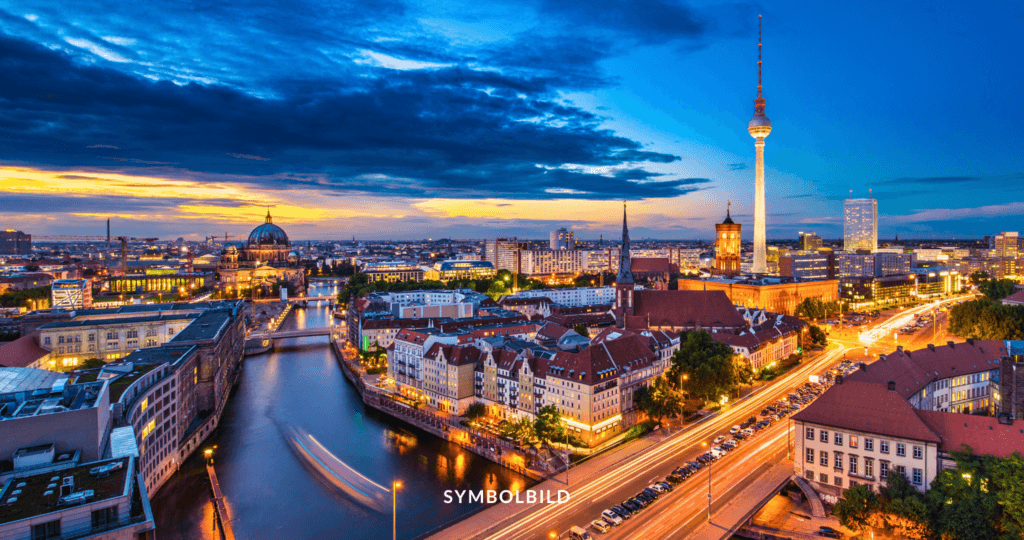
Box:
(686, 460), (794, 540)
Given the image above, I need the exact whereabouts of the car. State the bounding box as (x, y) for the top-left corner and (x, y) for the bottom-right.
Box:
(729, 425), (741, 435)
(649, 483), (666, 494)
(590, 520), (611, 534)
(601, 510), (623, 525)
(817, 525), (842, 538)
(714, 435), (726, 444)
(627, 496), (646, 509)
(621, 499), (641, 513)
(612, 505), (632, 519)
(657, 481), (673, 492)
(641, 488), (660, 499)
(666, 474), (683, 484)
(747, 416), (758, 424)
(734, 431), (748, 440)
(760, 408), (771, 416)
(569, 525), (594, 540)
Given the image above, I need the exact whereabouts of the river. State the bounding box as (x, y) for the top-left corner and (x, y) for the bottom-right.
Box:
(151, 283), (530, 539)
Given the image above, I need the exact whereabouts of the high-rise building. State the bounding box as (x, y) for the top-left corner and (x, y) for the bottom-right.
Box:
(484, 238), (525, 272)
(518, 249), (586, 276)
(549, 228), (574, 250)
(994, 232), (1019, 259)
(0, 229), (32, 255)
(799, 232), (823, 251)
(748, 15), (771, 274)
(844, 197), (878, 252)
(714, 203), (742, 276)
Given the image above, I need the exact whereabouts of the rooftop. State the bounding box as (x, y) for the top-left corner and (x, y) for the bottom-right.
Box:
(107, 364), (165, 402)
(792, 380), (941, 443)
(168, 309), (233, 343)
(0, 457), (131, 525)
(916, 410), (1024, 458)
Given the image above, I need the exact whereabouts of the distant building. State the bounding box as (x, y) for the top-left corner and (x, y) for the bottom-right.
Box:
(51, 279), (93, 311)
(678, 276), (839, 317)
(107, 272), (211, 294)
(835, 252), (875, 278)
(843, 197), (878, 252)
(484, 238), (526, 272)
(508, 287), (615, 307)
(799, 232), (823, 251)
(0, 229), (31, 255)
(360, 261), (424, 283)
(874, 252), (915, 277)
(714, 205), (742, 276)
(217, 211), (306, 297)
(912, 267), (961, 298)
(840, 275), (917, 308)
(994, 231), (1019, 259)
(549, 228), (574, 250)
(517, 249), (586, 276)
(423, 260), (496, 282)
(778, 252), (830, 281)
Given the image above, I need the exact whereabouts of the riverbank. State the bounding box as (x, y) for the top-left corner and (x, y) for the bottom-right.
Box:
(331, 339), (545, 481)
(243, 302), (294, 355)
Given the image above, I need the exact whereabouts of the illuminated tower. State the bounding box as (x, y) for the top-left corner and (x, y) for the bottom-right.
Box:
(715, 201), (742, 276)
(748, 14), (771, 274)
(615, 201), (634, 321)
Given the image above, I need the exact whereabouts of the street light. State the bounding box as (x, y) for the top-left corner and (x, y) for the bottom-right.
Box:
(702, 441), (712, 523)
(392, 480), (402, 540)
(204, 448), (213, 464)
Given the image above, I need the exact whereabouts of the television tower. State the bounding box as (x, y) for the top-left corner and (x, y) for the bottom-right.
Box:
(748, 14), (772, 274)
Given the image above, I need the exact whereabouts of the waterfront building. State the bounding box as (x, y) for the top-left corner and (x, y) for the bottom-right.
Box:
(843, 198), (878, 252)
(748, 16), (771, 274)
(360, 261), (424, 283)
(0, 229), (32, 255)
(51, 279), (93, 311)
(423, 260), (496, 282)
(800, 232), (823, 251)
(714, 204), (742, 276)
(549, 228), (574, 250)
(677, 276), (839, 317)
(422, 344), (482, 415)
(216, 211), (306, 298)
(107, 272), (211, 294)
(0, 456), (156, 540)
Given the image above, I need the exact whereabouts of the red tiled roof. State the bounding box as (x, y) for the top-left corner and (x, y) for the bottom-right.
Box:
(630, 257), (671, 274)
(0, 331), (49, 368)
(1002, 290), (1024, 305)
(844, 340), (1004, 399)
(633, 290), (747, 329)
(537, 322), (572, 340)
(546, 312), (616, 328)
(791, 380), (941, 443)
(548, 332), (655, 385)
(915, 410), (1024, 458)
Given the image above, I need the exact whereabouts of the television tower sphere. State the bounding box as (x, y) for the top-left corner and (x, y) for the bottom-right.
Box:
(748, 113), (772, 138)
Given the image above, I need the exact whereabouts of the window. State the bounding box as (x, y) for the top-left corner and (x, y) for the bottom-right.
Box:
(88, 334), (95, 342)
(880, 462), (889, 479)
(880, 440), (889, 454)
(805, 470), (814, 480)
(142, 419), (156, 439)
(850, 435), (858, 449)
(806, 427), (815, 440)
(835, 432), (844, 446)
(895, 465), (906, 478)
(834, 476), (843, 487)
(913, 446), (923, 459)
(849, 456), (858, 475)
(44, 336), (50, 345)
(819, 473), (828, 483)
(820, 451), (828, 466)
(896, 443), (906, 457)
(806, 448), (815, 463)
(834, 454), (843, 469)
(820, 430), (829, 443)
(865, 459), (874, 478)
(32, 520), (61, 540)
(92, 506), (119, 529)
(141, 397), (149, 412)
(912, 468), (922, 486)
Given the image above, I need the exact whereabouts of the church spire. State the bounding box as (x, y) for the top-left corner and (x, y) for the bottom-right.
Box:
(265, 208), (272, 224)
(617, 201), (634, 284)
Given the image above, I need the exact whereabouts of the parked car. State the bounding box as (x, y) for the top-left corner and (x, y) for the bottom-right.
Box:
(817, 526), (842, 538)
(621, 499), (641, 513)
(666, 474), (683, 484)
(649, 483), (666, 494)
(714, 435), (726, 444)
(729, 425), (741, 435)
(569, 525), (594, 540)
(590, 520), (611, 534)
(612, 505), (632, 519)
(656, 481), (673, 492)
(601, 510), (623, 526)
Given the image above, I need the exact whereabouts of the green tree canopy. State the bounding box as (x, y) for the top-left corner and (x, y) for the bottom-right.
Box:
(948, 299), (1024, 340)
(979, 279), (1018, 301)
(833, 484), (879, 532)
(666, 331), (741, 402)
(533, 405), (565, 446)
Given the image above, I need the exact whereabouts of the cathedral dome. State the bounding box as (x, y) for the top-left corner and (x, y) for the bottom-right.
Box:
(247, 211), (289, 247)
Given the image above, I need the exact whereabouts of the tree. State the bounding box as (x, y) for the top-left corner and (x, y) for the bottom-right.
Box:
(667, 331), (741, 402)
(464, 403), (487, 419)
(533, 405), (565, 446)
(949, 299), (1024, 340)
(501, 416), (535, 447)
(808, 325), (828, 348)
(572, 324), (589, 338)
(924, 445), (1024, 540)
(485, 280), (507, 300)
(833, 484), (879, 532)
(979, 279), (1017, 301)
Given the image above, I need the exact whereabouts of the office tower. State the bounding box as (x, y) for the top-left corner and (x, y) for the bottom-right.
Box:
(549, 227), (574, 250)
(844, 197), (878, 252)
(994, 232), (1019, 259)
(748, 15), (771, 274)
(800, 231), (823, 251)
(0, 229), (32, 255)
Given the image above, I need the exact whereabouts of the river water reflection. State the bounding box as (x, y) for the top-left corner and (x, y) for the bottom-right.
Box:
(152, 285), (530, 539)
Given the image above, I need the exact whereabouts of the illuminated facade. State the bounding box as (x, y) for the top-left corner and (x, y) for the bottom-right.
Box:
(361, 261), (424, 283)
(108, 272), (210, 294)
(678, 277), (839, 317)
(423, 260), (496, 282)
(714, 204), (742, 276)
(517, 249), (586, 276)
(217, 210), (305, 297)
(51, 279), (92, 310)
(844, 198), (878, 252)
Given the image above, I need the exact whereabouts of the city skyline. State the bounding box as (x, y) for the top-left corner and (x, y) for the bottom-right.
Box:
(1, 1), (1022, 241)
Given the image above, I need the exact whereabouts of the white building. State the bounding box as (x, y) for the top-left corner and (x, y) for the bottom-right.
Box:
(843, 198), (878, 252)
(550, 228), (574, 250)
(509, 287), (615, 307)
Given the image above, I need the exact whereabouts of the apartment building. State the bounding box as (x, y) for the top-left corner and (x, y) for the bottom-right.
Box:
(421, 344), (481, 415)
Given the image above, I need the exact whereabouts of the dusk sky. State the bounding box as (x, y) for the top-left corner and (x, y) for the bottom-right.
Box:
(0, 0), (1021, 241)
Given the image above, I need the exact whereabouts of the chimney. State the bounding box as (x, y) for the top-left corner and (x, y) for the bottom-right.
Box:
(967, 338), (974, 346)
(835, 375), (844, 385)
(928, 343), (935, 352)
(859, 362), (867, 371)
(887, 381), (896, 391)
(897, 345), (904, 354)
(997, 412), (1013, 426)
(948, 341), (955, 349)
(880, 354), (887, 362)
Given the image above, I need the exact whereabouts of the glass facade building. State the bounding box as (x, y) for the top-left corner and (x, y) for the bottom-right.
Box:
(844, 198), (878, 252)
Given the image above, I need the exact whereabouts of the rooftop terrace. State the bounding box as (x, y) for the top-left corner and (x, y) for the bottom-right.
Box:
(0, 457), (131, 525)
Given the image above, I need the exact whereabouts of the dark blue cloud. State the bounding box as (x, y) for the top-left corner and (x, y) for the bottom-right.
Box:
(0, 33), (703, 200)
